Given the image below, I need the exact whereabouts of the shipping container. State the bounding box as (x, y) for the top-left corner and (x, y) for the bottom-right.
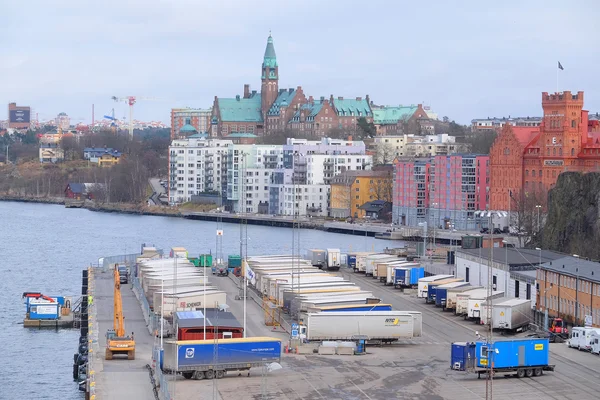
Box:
(161, 337), (282, 379)
(450, 338), (554, 379)
(155, 291), (227, 317)
(417, 275), (455, 298)
(228, 255), (242, 268)
(174, 310), (244, 341)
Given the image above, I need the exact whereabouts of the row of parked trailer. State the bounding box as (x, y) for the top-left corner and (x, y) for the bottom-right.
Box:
(245, 254), (423, 343)
(135, 254), (227, 318)
(347, 252), (535, 332)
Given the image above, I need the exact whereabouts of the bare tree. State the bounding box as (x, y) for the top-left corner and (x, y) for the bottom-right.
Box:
(374, 142), (395, 165)
(368, 172), (393, 203)
(509, 190), (545, 247)
(331, 174), (354, 218)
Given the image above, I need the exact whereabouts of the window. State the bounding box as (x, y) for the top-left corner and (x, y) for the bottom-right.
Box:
(466, 267), (470, 283)
(515, 280), (520, 298)
(571, 148), (575, 156)
(526, 283), (531, 300)
(480, 345), (488, 359)
(492, 276), (497, 289)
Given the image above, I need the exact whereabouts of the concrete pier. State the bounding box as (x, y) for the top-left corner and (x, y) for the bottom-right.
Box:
(88, 267), (155, 400)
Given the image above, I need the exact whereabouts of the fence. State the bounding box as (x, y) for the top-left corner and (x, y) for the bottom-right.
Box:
(101, 253), (141, 269)
(87, 267), (100, 399)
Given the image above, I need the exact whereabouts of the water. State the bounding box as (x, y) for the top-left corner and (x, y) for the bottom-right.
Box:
(0, 201), (402, 399)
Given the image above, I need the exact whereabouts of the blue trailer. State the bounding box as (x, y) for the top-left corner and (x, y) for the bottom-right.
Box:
(425, 278), (463, 304)
(162, 337), (282, 380)
(393, 266), (423, 289)
(347, 255), (357, 269)
(451, 338), (555, 379)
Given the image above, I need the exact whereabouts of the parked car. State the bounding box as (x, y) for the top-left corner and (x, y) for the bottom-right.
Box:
(117, 265), (129, 284)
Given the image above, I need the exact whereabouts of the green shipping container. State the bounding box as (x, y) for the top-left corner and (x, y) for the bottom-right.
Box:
(198, 254), (213, 267)
(188, 257), (200, 267)
(228, 255), (242, 268)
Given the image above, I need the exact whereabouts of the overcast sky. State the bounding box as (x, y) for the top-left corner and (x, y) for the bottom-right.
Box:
(2, 0), (598, 126)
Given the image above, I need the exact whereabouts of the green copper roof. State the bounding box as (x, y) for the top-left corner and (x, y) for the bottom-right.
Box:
(290, 102), (323, 122)
(267, 89), (296, 116)
(189, 132), (208, 138)
(226, 133), (258, 138)
(333, 98), (372, 117)
(179, 123), (198, 133)
(217, 94), (263, 123)
(263, 34), (277, 68)
(373, 106), (418, 125)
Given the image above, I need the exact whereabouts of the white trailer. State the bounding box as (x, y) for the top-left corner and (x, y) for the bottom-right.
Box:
(270, 277), (348, 301)
(365, 255), (399, 277)
(281, 285), (360, 308)
(299, 311), (418, 342)
(375, 261), (412, 284)
(490, 298), (532, 331)
(152, 287), (219, 309)
(445, 285), (480, 311)
(326, 249), (341, 271)
(463, 290), (505, 320)
(591, 332), (600, 354)
(417, 275), (454, 298)
(155, 291), (227, 317)
(568, 327), (600, 351)
(351, 252), (375, 273)
(259, 273), (339, 294)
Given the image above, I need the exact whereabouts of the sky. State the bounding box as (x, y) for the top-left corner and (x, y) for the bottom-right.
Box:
(2, 0), (599, 126)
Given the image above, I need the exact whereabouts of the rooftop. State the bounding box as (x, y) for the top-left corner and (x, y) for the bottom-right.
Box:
(330, 170), (391, 185)
(175, 310), (242, 329)
(540, 256), (600, 284)
(456, 247), (564, 270)
(333, 97), (371, 117)
(217, 93), (263, 123)
(179, 124), (198, 133)
(267, 89), (296, 116)
(373, 106), (418, 125)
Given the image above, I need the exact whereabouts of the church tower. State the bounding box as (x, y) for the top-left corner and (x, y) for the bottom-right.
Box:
(261, 34), (279, 118)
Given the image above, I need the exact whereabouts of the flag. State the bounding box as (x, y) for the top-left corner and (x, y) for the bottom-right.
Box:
(558, 61), (564, 70)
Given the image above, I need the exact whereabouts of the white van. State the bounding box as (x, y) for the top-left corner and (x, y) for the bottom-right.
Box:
(569, 327), (600, 351)
(591, 332), (600, 355)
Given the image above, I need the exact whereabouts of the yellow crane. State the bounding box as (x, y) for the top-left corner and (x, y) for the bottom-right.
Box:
(105, 268), (135, 360)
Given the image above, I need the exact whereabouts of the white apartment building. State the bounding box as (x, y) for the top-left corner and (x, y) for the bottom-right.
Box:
(227, 144), (284, 213)
(374, 133), (465, 162)
(168, 137), (233, 204)
(306, 154), (371, 185)
(268, 168), (330, 217)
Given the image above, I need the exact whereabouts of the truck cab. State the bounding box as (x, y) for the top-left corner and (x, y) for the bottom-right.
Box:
(117, 265), (129, 284)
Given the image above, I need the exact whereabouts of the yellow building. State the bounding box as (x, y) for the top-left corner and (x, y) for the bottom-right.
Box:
(330, 168), (393, 219)
(84, 147), (122, 167)
(97, 152), (121, 167)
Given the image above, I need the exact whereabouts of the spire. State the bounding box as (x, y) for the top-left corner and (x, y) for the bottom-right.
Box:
(263, 33), (277, 68)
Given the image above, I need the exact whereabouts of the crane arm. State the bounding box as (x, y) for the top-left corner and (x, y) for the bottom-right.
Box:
(114, 269), (126, 337)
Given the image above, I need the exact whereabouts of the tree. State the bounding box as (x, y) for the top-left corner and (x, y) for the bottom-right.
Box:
(374, 142), (395, 165)
(462, 130), (498, 154)
(368, 175), (393, 202)
(509, 190), (546, 247)
(356, 117), (376, 139)
(399, 115), (422, 136)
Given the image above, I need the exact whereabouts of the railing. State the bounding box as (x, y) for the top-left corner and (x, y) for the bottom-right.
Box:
(100, 253), (141, 269)
(152, 346), (172, 400)
(132, 276), (159, 335)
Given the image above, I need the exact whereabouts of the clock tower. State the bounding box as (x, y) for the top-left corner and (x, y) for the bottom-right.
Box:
(261, 34), (279, 120)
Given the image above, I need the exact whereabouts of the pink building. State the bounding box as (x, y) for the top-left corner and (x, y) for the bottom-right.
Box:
(393, 155), (489, 230)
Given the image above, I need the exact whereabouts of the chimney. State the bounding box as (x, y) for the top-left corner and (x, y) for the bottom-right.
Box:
(289, 88), (294, 92)
(308, 96), (314, 103)
(236, 95), (240, 101)
(252, 90), (257, 96)
(338, 96), (344, 100)
(320, 96), (325, 103)
(356, 97), (362, 101)
(347, 135), (353, 142)
(243, 84), (250, 98)
(366, 94), (370, 105)
(330, 94), (334, 104)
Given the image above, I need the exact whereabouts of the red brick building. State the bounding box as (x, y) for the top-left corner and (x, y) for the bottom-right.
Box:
(8, 103), (31, 130)
(490, 91), (600, 210)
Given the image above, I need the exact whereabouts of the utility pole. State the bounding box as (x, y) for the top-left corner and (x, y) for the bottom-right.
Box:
(239, 152), (248, 337)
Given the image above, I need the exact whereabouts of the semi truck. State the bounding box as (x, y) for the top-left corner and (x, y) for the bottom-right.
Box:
(451, 338), (555, 379)
(161, 337), (282, 380)
(298, 311), (422, 342)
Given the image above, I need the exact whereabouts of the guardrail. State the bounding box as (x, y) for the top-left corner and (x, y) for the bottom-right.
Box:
(132, 276), (159, 335)
(101, 253), (140, 269)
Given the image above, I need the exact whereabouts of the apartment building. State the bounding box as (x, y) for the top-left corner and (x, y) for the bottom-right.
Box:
(373, 134), (465, 163)
(226, 144), (284, 213)
(168, 137), (233, 204)
(330, 167), (393, 219)
(393, 154), (489, 230)
(268, 168), (330, 217)
(536, 256), (600, 327)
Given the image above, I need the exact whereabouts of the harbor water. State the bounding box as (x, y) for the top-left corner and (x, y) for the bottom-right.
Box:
(0, 201), (402, 399)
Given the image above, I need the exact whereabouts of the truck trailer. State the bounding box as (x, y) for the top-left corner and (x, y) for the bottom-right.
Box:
(417, 275), (455, 298)
(432, 281), (470, 308)
(299, 311), (421, 342)
(445, 285), (481, 312)
(161, 337), (282, 379)
(424, 278), (465, 304)
(451, 338), (554, 379)
(326, 249), (341, 271)
(306, 249), (326, 268)
(393, 266), (424, 288)
(490, 298), (532, 332)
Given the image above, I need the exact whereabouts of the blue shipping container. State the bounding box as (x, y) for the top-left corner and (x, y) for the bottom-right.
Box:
(451, 342), (476, 371)
(29, 303), (60, 320)
(176, 338), (281, 368)
(409, 267), (424, 285)
(476, 339), (550, 369)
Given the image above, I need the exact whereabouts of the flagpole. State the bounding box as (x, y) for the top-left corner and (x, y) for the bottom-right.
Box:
(556, 66), (559, 93)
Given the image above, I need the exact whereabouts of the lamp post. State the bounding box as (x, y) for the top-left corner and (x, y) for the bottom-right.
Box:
(535, 247), (545, 329)
(573, 254), (580, 325)
(535, 205), (542, 243)
(502, 240), (509, 298)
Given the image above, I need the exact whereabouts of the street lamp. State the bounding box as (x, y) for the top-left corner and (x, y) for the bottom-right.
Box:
(535, 247), (545, 328)
(535, 205), (542, 243)
(502, 240), (509, 297)
(573, 254), (580, 325)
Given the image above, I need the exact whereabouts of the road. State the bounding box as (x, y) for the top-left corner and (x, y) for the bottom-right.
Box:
(94, 269), (156, 400)
(148, 177), (166, 206)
